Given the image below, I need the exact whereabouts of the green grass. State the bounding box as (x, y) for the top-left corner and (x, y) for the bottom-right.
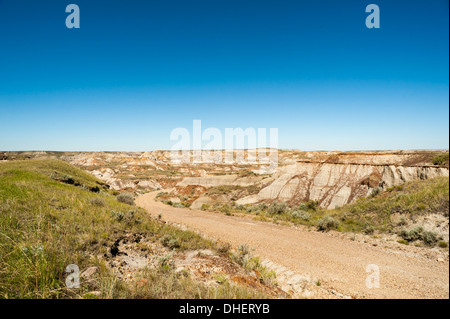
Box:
(432, 153), (449, 166)
(131, 267), (269, 299)
(231, 244), (277, 286)
(206, 185), (242, 195)
(329, 177), (449, 234)
(0, 159), (269, 299)
(203, 184), (261, 198)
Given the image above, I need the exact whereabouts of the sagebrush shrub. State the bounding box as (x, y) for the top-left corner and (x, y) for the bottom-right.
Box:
(116, 193), (135, 206)
(160, 235), (180, 249)
(90, 197), (106, 207)
(111, 210), (124, 222)
(291, 210), (311, 221)
(399, 226), (424, 242)
(422, 231), (438, 246)
(268, 202), (288, 215)
(399, 226), (439, 246)
(317, 216), (339, 231)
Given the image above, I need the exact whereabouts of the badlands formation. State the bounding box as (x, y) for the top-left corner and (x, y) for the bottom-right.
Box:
(2, 150), (448, 299)
(4, 149), (447, 209)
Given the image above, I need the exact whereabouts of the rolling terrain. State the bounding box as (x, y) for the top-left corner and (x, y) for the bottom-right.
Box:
(1, 150), (448, 298)
(0, 159), (283, 299)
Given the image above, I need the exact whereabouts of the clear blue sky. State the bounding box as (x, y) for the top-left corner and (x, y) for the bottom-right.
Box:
(0, 0), (448, 151)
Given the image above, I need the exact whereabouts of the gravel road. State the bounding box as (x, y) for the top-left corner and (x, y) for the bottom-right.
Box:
(136, 192), (449, 299)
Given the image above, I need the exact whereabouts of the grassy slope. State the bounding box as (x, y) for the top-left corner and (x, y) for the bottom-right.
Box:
(328, 177), (449, 233)
(0, 159), (268, 299)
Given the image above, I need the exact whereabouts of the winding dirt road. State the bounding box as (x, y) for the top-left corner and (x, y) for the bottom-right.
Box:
(136, 192), (449, 299)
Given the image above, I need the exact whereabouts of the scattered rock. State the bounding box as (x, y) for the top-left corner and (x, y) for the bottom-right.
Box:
(81, 266), (98, 280)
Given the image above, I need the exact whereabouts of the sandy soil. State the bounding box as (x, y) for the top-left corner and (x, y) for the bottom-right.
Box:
(136, 192), (449, 299)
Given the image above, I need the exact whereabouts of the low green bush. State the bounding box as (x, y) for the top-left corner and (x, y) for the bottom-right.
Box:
(317, 216), (339, 231)
(291, 210), (311, 221)
(267, 202), (288, 215)
(432, 154), (449, 166)
(399, 226), (439, 246)
(116, 193), (135, 206)
(90, 197), (106, 207)
(160, 235), (181, 249)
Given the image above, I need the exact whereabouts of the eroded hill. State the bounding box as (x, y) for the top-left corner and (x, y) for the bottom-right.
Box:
(3, 150), (447, 210)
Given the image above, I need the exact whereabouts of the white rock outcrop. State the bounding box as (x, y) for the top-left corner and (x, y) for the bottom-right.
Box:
(237, 162), (449, 208)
